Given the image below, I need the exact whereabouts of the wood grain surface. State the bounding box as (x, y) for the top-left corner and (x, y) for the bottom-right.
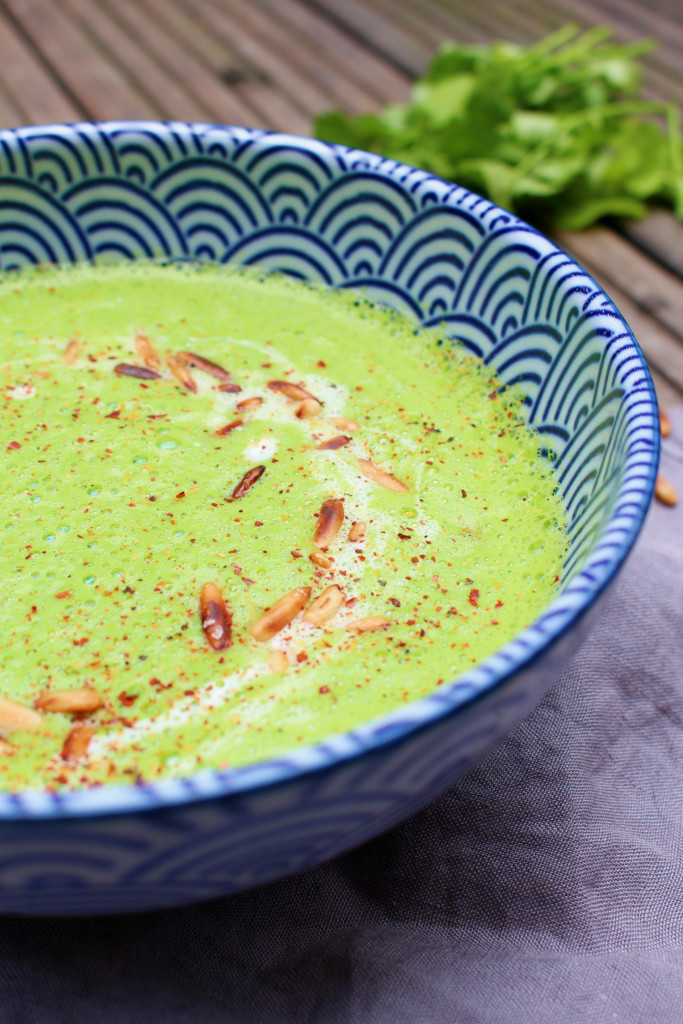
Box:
(0, 0), (679, 407)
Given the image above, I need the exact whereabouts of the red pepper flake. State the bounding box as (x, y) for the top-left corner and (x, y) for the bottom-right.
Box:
(553, 575), (560, 584)
(149, 677), (171, 690)
(291, 550), (303, 559)
(55, 590), (71, 599)
(319, 685), (330, 694)
(296, 651), (308, 663)
(388, 598), (401, 607)
(411, 556), (419, 564)
(254, 521), (264, 527)
(7, 441), (21, 450)
(461, 489), (467, 498)
(242, 578), (256, 586)
(175, 491), (186, 500)
(491, 620), (499, 626)
(397, 533), (411, 540)
(72, 637), (88, 646)
(468, 589), (480, 608)
(105, 410), (120, 419)
(488, 390), (497, 400)
(495, 599), (503, 608)
(118, 691), (138, 707)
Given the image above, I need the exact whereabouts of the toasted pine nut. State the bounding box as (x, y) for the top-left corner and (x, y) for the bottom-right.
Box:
(295, 398), (322, 419)
(114, 362), (161, 380)
(302, 585), (345, 626)
(35, 688), (103, 714)
(348, 521), (366, 542)
(268, 380), (320, 403)
(231, 464), (265, 500)
(216, 419), (243, 436)
(61, 723), (96, 762)
(200, 583), (233, 651)
(177, 351), (239, 388)
(62, 339), (80, 364)
(0, 696), (43, 733)
(317, 435), (350, 450)
(310, 552), (333, 569)
(236, 396), (263, 412)
(313, 498), (344, 548)
(330, 416), (358, 431)
(134, 333), (160, 369)
(655, 473), (678, 507)
(346, 616), (391, 633)
(659, 409), (672, 438)
(358, 459), (408, 492)
(167, 354), (198, 393)
(268, 650), (289, 672)
(251, 586), (312, 642)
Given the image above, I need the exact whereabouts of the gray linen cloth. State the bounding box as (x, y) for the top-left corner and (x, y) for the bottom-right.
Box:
(1, 413), (681, 1024)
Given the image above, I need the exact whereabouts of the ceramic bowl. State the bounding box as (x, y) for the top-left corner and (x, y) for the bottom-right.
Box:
(0, 122), (658, 915)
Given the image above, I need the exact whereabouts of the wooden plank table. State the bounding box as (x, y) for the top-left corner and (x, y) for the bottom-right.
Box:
(0, 0), (681, 408)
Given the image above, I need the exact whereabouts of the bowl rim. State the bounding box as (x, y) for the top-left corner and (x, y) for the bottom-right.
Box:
(0, 120), (660, 821)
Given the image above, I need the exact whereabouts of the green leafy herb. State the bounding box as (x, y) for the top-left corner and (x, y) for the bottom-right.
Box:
(314, 24), (683, 230)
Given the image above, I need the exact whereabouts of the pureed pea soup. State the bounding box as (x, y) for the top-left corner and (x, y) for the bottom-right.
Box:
(0, 263), (566, 791)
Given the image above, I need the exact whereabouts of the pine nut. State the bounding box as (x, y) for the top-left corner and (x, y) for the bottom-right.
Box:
(348, 521), (366, 542)
(200, 583), (233, 651)
(62, 339), (80, 364)
(251, 586), (312, 642)
(358, 459), (408, 492)
(61, 724), (96, 762)
(134, 333), (160, 369)
(35, 688), (103, 714)
(655, 473), (678, 506)
(313, 498), (344, 548)
(0, 696), (43, 733)
(295, 398), (322, 419)
(167, 354), (198, 393)
(302, 585), (345, 626)
(346, 616), (391, 633)
(268, 380), (320, 403)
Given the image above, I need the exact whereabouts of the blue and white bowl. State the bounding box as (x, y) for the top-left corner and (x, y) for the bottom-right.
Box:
(0, 122), (659, 915)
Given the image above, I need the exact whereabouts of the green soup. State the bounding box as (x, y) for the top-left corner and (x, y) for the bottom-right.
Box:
(0, 262), (566, 791)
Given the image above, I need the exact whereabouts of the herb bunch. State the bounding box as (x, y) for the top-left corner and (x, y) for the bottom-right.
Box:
(315, 24), (683, 230)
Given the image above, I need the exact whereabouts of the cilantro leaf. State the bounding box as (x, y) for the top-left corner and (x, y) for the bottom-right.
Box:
(314, 25), (683, 230)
